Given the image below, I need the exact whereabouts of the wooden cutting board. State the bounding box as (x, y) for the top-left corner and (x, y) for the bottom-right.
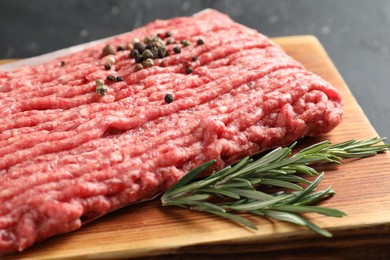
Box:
(2, 35), (390, 259)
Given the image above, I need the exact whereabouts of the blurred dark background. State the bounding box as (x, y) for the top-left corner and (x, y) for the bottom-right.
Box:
(0, 0), (389, 138)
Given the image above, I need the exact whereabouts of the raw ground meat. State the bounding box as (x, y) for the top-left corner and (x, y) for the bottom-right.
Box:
(0, 9), (343, 254)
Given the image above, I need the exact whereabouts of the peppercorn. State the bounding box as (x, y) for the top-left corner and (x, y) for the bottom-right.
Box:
(173, 46), (181, 54)
(96, 84), (108, 96)
(135, 55), (144, 63)
(95, 79), (105, 86)
(192, 56), (198, 61)
(117, 45), (125, 51)
(164, 93), (174, 103)
(152, 40), (164, 49)
(104, 63), (112, 70)
(134, 42), (146, 53)
(130, 49), (139, 58)
(126, 43), (134, 50)
(142, 49), (154, 60)
(61, 61), (66, 67)
(95, 79), (108, 96)
(135, 63), (143, 71)
(158, 48), (167, 58)
(116, 76), (123, 82)
(143, 58), (154, 67)
(185, 66), (193, 74)
(197, 39), (204, 45)
(144, 36), (153, 44)
(106, 57), (116, 65)
(106, 75), (116, 82)
(160, 60), (168, 67)
(165, 31), (172, 37)
(181, 40), (190, 47)
(148, 45), (159, 59)
(102, 44), (116, 56)
(166, 38), (174, 45)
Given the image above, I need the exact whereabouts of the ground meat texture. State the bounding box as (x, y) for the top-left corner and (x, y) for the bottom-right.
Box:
(0, 10), (343, 254)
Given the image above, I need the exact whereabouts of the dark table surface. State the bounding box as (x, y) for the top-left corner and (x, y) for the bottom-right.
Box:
(1, 0), (389, 139)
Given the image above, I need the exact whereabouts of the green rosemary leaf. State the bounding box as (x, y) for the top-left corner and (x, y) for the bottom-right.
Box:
(254, 155), (305, 173)
(196, 187), (241, 199)
(287, 173), (324, 205)
(226, 147), (290, 180)
(164, 159), (216, 196)
(330, 151), (378, 158)
(270, 205), (346, 217)
(228, 188), (275, 201)
(264, 169), (296, 175)
(327, 139), (356, 149)
(261, 210), (308, 226)
(202, 209), (258, 230)
(296, 140), (331, 155)
(258, 178), (304, 190)
(282, 164), (319, 176)
(262, 210), (333, 237)
(266, 175), (312, 185)
(163, 194), (211, 206)
(226, 156), (252, 175)
(296, 153), (340, 164)
(295, 186), (335, 205)
(178, 194), (211, 201)
(189, 201), (227, 213)
(227, 194), (293, 211)
(301, 217), (333, 237)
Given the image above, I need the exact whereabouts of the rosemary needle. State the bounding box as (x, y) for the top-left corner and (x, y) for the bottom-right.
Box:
(161, 137), (389, 237)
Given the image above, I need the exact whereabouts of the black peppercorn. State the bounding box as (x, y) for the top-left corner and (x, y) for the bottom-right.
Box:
(135, 55), (144, 63)
(158, 49), (166, 58)
(197, 39), (204, 45)
(181, 40), (190, 47)
(149, 46), (160, 58)
(104, 63), (112, 70)
(134, 42), (146, 53)
(164, 93), (174, 103)
(173, 46), (181, 54)
(192, 56), (198, 61)
(106, 75), (116, 81)
(116, 76), (123, 82)
(117, 45), (125, 51)
(142, 49), (154, 60)
(130, 49), (139, 58)
(60, 61), (66, 67)
(185, 66), (193, 74)
(165, 31), (172, 37)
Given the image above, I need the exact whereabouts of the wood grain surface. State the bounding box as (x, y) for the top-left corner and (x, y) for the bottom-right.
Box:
(2, 35), (390, 259)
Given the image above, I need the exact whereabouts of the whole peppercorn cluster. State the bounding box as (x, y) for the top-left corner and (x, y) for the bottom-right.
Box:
(129, 36), (168, 67)
(98, 32), (206, 101)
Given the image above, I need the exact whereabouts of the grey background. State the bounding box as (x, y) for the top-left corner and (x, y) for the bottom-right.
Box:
(1, 0), (389, 139)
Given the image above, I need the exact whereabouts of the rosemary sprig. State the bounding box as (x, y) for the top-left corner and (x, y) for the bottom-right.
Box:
(161, 137), (389, 237)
